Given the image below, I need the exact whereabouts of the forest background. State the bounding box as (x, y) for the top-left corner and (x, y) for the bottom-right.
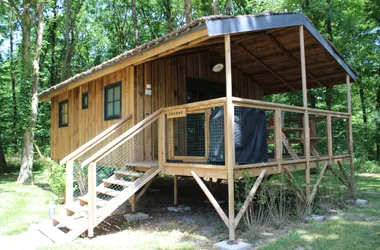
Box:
(0, 0), (378, 183)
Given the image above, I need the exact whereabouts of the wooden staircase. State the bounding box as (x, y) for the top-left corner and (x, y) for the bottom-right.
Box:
(39, 162), (160, 244)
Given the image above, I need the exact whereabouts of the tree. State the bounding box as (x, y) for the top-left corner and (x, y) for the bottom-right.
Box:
(212, 0), (218, 15)
(184, 0), (191, 24)
(132, 0), (139, 46)
(18, 0), (44, 184)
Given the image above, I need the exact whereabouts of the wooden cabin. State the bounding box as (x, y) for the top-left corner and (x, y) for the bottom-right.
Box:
(38, 13), (357, 243)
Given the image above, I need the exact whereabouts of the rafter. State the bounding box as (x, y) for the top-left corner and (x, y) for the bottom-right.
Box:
(266, 32), (323, 87)
(234, 43), (296, 91)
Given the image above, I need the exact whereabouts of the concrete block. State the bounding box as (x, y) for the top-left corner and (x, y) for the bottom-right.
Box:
(167, 205), (191, 212)
(123, 212), (150, 222)
(213, 240), (251, 250)
(311, 214), (325, 222)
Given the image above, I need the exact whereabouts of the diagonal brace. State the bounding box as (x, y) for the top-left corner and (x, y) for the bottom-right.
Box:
(234, 169), (267, 228)
(191, 171), (229, 227)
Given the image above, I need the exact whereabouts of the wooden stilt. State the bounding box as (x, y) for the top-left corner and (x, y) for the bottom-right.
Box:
(224, 34), (236, 241)
(191, 171), (229, 227)
(174, 175), (178, 206)
(130, 194), (136, 213)
(299, 25), (311, 204)
(310, 162), (329, 202)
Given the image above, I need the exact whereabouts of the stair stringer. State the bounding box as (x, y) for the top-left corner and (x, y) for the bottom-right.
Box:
(94, 166), (161, 227)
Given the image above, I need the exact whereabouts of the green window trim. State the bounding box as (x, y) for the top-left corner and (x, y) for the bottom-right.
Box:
(104, 81), (122, 120)
(82, 92), (88, 109)
(59, 99), (69, 127)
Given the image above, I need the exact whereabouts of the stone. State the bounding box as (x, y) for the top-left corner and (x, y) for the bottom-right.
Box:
(311, 214), (325, 222)
(213, 240), (251, 250)
(355, 199), (368, 205)
(167, 205), (191, 212)
(345, 199), (369, 206)
(123, 212), (150, 222)
(327, 209), (338, 214)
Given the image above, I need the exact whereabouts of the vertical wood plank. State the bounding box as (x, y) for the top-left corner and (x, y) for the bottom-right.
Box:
(327, 115), (333, 165)
(300, 25), (311, 204)
(224, 34), (235, 241)
(158, 113), (166, 169)
(346, 74), (354, 165)
(88, 162), (96, 238)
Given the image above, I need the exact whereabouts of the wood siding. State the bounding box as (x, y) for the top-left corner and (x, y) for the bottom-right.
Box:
(50, 51), (264, 161)
(50, 67), (134, 161)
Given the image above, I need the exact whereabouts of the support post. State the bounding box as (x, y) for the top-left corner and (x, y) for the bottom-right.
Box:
(130, 194), (136, 212)
(174, 175), (178, 206)
(300, 25), (311, 204)
(88, 162), (96, 238)
(158, 113), (166, 169)
(224, 34), (236, 241)
(346, 74), (354, 165)
(65, 160), (74, 205)
(275, 108), (282, 171)
(327, 115), (333, 165)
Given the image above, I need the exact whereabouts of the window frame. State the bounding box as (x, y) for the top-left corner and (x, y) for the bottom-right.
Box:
(82, 92), (89, 109)
(104, 81), (122, 120)
(59, 99), (69, 128)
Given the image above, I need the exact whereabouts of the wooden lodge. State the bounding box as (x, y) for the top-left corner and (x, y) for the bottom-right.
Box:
(38, 13), (357, 243)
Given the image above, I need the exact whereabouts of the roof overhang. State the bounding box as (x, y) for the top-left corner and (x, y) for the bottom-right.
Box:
(206, 13), (357, 81)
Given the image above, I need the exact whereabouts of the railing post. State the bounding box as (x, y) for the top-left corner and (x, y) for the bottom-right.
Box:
(65, 160), (74, 205)
(224, 34), (236, 241)
(275, 108), (282, 171)
(158, 113), (166, 169)
(88, 162), (96, 238)
(327, 115), (333, 165)
(346, 74), (354, 165)
(300, 25), (311, 204)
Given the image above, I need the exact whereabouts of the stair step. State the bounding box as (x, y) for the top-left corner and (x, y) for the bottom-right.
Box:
(114, 170), (144, 178)
(66, 202), (88, 216)
(103, 178), (133, 187)
(53, 213), (87, 230)
(38, 220), (69, 244)
(79, 195), (108, 208)
(96, 187), (121, 197)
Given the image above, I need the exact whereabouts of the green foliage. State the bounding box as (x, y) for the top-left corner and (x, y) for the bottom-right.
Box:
(42, 158), (66, 203)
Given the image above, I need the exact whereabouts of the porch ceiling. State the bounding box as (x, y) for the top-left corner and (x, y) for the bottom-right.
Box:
(171, 26), (354, 95)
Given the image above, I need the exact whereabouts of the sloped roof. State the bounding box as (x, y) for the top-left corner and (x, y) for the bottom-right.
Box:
(39, 12), (357, 100)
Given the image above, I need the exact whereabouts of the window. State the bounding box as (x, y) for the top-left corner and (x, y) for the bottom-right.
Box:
(104, 82), (121, 120)
(59, 100), (68, 127)
(82, 92), (88, 109)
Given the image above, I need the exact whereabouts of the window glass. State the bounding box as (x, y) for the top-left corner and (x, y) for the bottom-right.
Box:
(104, 82), (122, 120)
(59, 100), (68, 127)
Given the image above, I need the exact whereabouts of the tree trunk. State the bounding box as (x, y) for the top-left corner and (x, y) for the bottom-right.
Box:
(184, 0), (192, 24)
(18, 1), (44, 184)
(359, 85), (367, 124)
(0, 143), (7, 174)
(9, 10), (18, 154)
(377, 81), (380, 161)
(226, 0), (232, 15)
(163, 0), (173, 32)
(212, 0), (219, 15)
(49, 0), (58, 86)
(132, 0), (139, 46)
(325, 0), (333, 111)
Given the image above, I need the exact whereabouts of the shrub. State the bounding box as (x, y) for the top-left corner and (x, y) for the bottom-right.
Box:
(267, 182), (290, 229)
(44, 158), (66, 203)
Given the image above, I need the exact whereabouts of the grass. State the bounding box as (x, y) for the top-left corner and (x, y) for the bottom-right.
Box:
(0, 170), (57, 235)
(257, 174), (380, 250)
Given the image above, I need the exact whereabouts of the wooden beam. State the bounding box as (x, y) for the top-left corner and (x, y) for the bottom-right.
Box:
(310, 162), (329, 202)
(174, 175), (178, 206)
(266, 32), (323, 87)
(234, 43), (296, 91)
(224, 34), (236, 241)
(346, 74), (354, 168)
(158, 113), (166, 169)
(327, 115), (333, 165)
(87, 162), (96, 238)
(130, 194), (136, 212)
(136, 177), (155, 203)
(275, 109), (283, 170)
(234, 169), (267, 228)
(191, 171), (229, 227)
(65, 160), (74, 206)
(300, 25), (311, 204)
(39, 28), (209, 101)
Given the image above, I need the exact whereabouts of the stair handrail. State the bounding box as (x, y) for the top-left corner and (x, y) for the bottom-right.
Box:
(60, 114), (133, 165)
(80, 108), (163, 168)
